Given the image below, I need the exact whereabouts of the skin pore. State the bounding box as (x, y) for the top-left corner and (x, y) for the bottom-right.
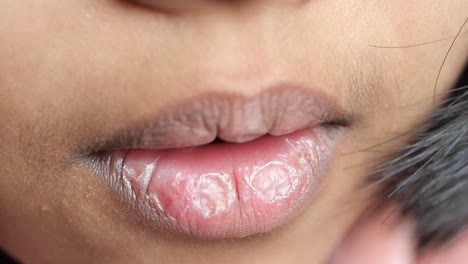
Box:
(0, 1), (467, 263)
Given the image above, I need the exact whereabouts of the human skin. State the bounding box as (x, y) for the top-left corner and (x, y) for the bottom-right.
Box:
(329, 207), (468, 264)
(0, 1), (467, 263)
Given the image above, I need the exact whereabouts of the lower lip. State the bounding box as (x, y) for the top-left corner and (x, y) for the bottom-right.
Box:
(97, 126), (343, 239)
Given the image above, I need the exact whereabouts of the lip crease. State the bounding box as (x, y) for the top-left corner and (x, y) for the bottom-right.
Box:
(92, 85), (348, 239)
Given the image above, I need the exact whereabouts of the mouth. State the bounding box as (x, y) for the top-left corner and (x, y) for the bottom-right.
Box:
(87, 86), (350, 239)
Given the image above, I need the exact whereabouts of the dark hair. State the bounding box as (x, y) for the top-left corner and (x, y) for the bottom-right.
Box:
(372, 64), (468, 249)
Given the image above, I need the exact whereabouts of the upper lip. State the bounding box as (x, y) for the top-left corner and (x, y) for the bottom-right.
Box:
(92, 83), (350, 151)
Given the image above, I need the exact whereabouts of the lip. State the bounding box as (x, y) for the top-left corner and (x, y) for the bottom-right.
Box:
(97, 86), (348, 151)
(89, 86), (349, 239)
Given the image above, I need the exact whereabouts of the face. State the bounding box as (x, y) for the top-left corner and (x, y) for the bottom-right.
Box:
(0, 1), (467, 263)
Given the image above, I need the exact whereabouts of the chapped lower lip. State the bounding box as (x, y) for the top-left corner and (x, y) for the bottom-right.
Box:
(93, 125), (344, 239)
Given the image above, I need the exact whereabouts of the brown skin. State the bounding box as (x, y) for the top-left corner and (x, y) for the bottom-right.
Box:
(0, 1), (467, 263)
